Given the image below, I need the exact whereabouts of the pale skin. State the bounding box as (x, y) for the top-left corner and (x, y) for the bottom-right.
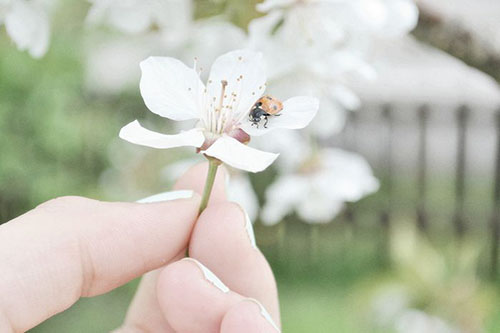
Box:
(0, 163), (280, 332)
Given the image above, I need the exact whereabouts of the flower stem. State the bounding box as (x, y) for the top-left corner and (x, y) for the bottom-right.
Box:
(199, 159), (219, 214)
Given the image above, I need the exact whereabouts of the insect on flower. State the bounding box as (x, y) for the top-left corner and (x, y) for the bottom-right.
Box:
(119, 49), (319, 173)
(249, 95), (283, 128)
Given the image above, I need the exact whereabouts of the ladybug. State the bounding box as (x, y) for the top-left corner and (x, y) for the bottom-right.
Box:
(248, 95), (283, 128)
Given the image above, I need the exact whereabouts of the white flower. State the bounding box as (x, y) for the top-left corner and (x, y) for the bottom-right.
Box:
(0, 0), (50, 58)
(86, 0), (192, 39)
(119, 49), (319, 172)
(248, 0), (417, 138)
(85, 35), (160, 94)
(261, 148), (379, 225)
(84, 14), (246, 95)
(257, 0), (418, 39)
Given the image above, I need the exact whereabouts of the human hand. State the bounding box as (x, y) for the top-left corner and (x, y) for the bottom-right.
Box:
(0, 163), (280, 332)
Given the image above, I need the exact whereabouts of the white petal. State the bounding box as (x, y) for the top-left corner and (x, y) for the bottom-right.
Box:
(297, 192), (344, 224)
(247, 12), (294, 79)
(317, 148), (380, 201)
(202, 135), (278, 173)
(261, 175), (307, 226)
(140, 56), (204, 121)
(226, 174), (260, 221)
(382, 0), (419, 37)
(256, 0), (295, 12)
(309, 97), (347, 138)
(119, 120), (204, 149)
(108, 2), (152, 34)
(5, 1), (50, 58)
(185, 20), (246, 75)
(332, 85), (360, 110)
(207, 49), (266, 119)
(252, 129), (310, 172)
(241, 96), (319, 136)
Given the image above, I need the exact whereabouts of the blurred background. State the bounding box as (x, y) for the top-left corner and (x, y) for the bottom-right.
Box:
(1, 0), (500, 332)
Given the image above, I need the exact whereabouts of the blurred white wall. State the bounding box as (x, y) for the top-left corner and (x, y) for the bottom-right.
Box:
(346, 36), (500, 176)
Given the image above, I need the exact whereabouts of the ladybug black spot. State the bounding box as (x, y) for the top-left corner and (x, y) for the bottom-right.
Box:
(273, 105), (278, 110)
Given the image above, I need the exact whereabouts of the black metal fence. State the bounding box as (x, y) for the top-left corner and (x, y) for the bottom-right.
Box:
(339, 104), (500, 278)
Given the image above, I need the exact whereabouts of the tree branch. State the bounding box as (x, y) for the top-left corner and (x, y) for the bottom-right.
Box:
(412, 3), (500, 84)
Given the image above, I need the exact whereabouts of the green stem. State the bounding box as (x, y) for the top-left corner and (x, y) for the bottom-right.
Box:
(199, 159), (219, 214)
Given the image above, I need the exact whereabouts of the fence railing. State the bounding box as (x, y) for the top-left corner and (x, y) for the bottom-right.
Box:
(340, 104), (500, 278)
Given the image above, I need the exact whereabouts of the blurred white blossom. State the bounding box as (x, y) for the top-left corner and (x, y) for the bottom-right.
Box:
(249, 0), (418, 138)
(86, 0), (192, 43)
(85, 2), (246, 93)
(261, 148), (379, 225)
(85, 35), (162, 94)
(395, 310), (459, 333)
(225, 172), (260, 221)
(253, 129), (310, 173)
(371, 286), (459, 333)
(179, 19), (247, 80)
(0, 0), (51, 58)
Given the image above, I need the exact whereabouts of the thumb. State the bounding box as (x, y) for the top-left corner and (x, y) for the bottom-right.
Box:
(0, 192), (199, 332)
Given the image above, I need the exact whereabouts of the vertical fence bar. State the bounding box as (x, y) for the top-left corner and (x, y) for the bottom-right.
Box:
(453, 105), (469, 238)
(342, 110), (358, 151)
(490, 108), (500, 278)
(380, 104), (394, 262)
(417, 105), (429, 232)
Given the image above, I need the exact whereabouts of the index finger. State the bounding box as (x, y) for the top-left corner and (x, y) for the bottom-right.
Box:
(117, 162), (228, 331)
(0, 193), (199, 332)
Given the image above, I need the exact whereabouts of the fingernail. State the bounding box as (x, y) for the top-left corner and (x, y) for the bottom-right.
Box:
(182, 258), (229, 293)
(244, 210), (258, 250)
(136, 190), (194, 203)
(245, 298), (281, 332)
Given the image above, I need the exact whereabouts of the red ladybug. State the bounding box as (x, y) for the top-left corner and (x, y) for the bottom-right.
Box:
(248, 95), (283, 128)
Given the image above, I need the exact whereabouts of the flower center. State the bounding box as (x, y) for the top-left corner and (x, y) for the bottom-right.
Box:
(204, 78), (244, 136)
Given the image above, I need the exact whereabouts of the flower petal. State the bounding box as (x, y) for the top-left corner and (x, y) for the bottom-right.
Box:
(297, 192), (344, 224)
(241, 96), (319, 136)
(86, 0), (152, 34)
(207, 49), (267, 119)
(5, 1), (50, 58)
(202, 135), (278, 173)
(140, 56), (204, 121)
(309, 96), (347, 138)
(331, 85), (360, 110)
(318, 148), (379, 201)
(261, 174), (307, 226)
(256, 0), (295, 12)
(108, 3), (152, 34)
(227, 174), (260, 221)
(119, 120), (204, 149)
